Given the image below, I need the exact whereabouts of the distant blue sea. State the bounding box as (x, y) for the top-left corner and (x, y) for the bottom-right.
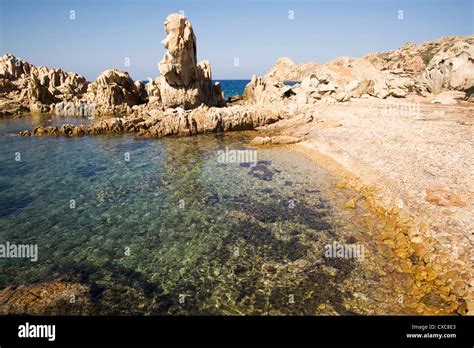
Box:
(214, 80), (300, 98)
(142, 79), (299, 99)
(213, 80), (250, 98)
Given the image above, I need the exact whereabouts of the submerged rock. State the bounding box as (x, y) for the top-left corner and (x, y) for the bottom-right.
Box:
(0, 282), (92, 315)
(250, 135), (302, 146)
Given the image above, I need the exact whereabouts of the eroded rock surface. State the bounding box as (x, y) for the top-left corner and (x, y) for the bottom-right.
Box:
(0, 282), (92, 315)
(9, 22), (472, 140)
(85, 69), (146, 115)
(23, 104), (283, 138)
(157, 13), (224, 109)
(246, 35), (474, 106)
(265, 57), (319, 82)
(243, 57), (414, 105)
(0, 54), (88, 115)
(422, 41), (474, 94)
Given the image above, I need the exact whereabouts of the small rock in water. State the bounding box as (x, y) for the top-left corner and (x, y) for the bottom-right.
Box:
(345, 198), (357, 209)
(250, 135), (302, 146)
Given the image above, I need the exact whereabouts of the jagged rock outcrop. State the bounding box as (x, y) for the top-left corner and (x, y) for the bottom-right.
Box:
(365, 36), (474, 77)
(0, 54), (88, 115)
(157, 13), (224, 109)
(265, 57), (319, 82)
(1, 13), (225, 116)
(145, 76), (161, 105)
(248, 35), (474, 106)
(421, 41), (474, 95)
(244, 56), (413, 105)
(242, 75), (294, 104)
(20, 103), (283, 138)
(85, 69), (146, 115)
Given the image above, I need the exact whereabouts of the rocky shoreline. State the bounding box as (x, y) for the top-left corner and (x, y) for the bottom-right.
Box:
(0, 14), (470, 140)
(18, 103), (285, 138)
(289, 100), (473, 315)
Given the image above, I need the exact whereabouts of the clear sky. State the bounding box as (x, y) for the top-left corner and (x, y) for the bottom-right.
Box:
(0, 0), (472, 81)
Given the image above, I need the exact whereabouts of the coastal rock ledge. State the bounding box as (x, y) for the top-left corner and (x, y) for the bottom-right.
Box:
(4, 14), (472, 138)
(19, 104), (284, 137)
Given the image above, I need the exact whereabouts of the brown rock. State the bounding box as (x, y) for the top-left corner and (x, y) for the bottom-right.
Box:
(250, 136), (271, 146)
(0, 53), (89, 115)
(0, 282), (91, 315)
(345, 198), (357, 209)
(425, 186), (468, 207)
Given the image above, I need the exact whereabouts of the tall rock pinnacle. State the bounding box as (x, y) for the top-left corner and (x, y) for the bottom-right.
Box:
(157, 13), (224, 109)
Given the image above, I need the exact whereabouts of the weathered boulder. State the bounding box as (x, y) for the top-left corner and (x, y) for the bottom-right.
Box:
(157, 13), (224, 109)
(431, 90), (467, 105)
(242, 75), (292, 104)
(86, 69), (146, 115)
(422, 41), (474, 94)
(265, 57), (319, 82)
(250, 135), (302, 146)
(0, 282), (92, 315)
(244, 56), (413, 105)
(145, 76), (161, 105)
(364, 36), (474, 79)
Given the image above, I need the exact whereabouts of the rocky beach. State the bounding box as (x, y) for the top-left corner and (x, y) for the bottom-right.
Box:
(0, 12), (472, 316)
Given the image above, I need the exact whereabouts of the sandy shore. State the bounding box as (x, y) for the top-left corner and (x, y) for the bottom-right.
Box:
(288, 97), (473, 314)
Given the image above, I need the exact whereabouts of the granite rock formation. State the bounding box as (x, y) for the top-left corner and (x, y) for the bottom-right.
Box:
(0, 53), (88, 115)
(85, 69), (146, 115)
(265, 57), (319, 82)
(421, 41), (474, 95)
(157, 13), (224, 109)
(247, 35), (474, 106)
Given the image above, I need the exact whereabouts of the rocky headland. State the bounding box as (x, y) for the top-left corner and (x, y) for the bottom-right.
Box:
(1, 13), (473, 315)
(4, 30), (471, 139)
(1, 13), (471, 139)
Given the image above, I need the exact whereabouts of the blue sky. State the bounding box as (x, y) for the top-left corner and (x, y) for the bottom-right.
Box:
(0, 0), (472, 80)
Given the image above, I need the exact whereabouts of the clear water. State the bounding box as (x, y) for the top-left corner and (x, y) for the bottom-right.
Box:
(0, 114), (408, 315)
(213, 80), (300, 98)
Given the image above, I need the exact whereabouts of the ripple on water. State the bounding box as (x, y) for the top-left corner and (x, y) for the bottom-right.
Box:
(0, 128), (405, 315)
(74, 163), (107, 178)
(0, 161), (31, 176)
(0, 193), (32, 218)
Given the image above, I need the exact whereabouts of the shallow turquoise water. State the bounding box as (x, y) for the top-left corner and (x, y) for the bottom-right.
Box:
(0, 114), (391, 315)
